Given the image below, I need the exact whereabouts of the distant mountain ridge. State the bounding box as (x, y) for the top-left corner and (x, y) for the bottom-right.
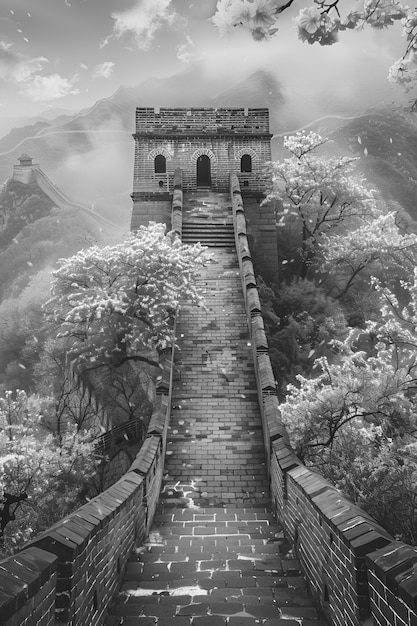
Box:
(326, 108), (417, 222)
(1, 68), (417, 226)
(0, 69), (287, 204)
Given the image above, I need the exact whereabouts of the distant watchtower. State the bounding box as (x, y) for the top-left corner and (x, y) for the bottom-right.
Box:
(13, 153), (37, 184)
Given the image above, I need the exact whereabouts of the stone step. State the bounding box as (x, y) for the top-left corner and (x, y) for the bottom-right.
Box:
(182, 223), (235, 247)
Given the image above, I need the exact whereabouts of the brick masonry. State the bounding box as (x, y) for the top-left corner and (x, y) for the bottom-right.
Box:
(131, 108), (272, 195)
(105, 190), (327, 626)
(228, 173), (417, 626)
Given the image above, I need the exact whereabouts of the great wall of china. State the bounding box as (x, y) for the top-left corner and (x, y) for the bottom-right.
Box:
(0, 109), (416, 626)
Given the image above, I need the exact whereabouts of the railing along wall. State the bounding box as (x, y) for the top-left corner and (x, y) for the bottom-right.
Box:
(229, 172), (417, 626)
(0, 180), (183, 626)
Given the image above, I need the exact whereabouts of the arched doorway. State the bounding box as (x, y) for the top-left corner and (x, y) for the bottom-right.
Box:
(197, 155), (211, 187)
(240, 154), (252, 173)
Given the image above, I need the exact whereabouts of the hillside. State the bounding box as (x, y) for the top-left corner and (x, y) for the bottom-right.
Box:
(0, 176), (124, 299)
(328, 108), (417, 222)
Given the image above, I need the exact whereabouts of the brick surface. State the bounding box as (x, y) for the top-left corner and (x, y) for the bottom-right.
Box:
(104, 192), (327, 626)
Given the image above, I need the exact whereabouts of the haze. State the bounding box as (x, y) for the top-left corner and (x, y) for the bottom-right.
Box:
(0, 0), (412, 218)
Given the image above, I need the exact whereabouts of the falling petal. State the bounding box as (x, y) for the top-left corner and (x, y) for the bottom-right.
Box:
(10, 9), (14, 14)
(364, 147), (368, 156)
(27, 261), (33, 266)
(357, 136), (362, 144)
(308, 349), (315, 358)
(18, 363), (26, 369)
(24, 37), (30, 42)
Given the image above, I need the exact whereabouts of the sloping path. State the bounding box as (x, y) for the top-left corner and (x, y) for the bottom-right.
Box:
(105, 192), (327, 626)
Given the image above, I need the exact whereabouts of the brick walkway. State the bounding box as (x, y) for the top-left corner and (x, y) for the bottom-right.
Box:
(105, 192), (327, 625)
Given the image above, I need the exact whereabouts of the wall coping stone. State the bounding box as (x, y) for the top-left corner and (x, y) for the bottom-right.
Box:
(0, 548), (56, 623)
(367, 543), (417, 607)
(130, 435), (161, 476)
(272, 438), (302, 472)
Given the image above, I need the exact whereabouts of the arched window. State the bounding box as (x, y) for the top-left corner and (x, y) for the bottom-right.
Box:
(241, 154), (252, 173)
(154, 154), (166, 174)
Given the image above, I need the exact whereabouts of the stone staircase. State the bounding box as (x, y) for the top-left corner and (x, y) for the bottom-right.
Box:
(104, 192), (328, 626)
(182, 223), (235, 247)
(181, 192), (235, 248)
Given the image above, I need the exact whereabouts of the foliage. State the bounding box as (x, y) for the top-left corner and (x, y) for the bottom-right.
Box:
(46, 222), (208, 375)
(0, 181), (55, 248)
(211, 1), (417, 99)
(264, 131), (376, 278)
(259, 277), (348, 397)
(279, 272), (417, 543)
(0, 389), (100, 555)
(33, 337), (105, 437)
(0, 269), (53, 390)
(319, 211), (417, 298)
(318, 427), (417, 544)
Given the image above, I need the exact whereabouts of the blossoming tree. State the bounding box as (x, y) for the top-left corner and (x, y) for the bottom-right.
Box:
(47, 222), (207, 374)
(279, 272), (417, 542)
(211, 0), (417, 98)
(0, 389), (100, 554)
(319, 211), (417, 298)
(264, 130), (376, 278)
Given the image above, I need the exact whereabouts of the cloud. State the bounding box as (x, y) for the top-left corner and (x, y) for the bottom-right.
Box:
(105, 0), (177, 49)
(22, 74), (80, 101)
(0, 41), (79, 102)
(177, 36), (195, 64)
(93, 61), (115, 79)
(52, 115), (132, 226)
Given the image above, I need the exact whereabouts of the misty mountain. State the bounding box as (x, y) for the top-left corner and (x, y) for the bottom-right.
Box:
(210, 70), (285, 129)
(0, 176), (120, 299)
(1, 66), (417, 227)
(0, 68), (286, 215)
(313, 108), (417, 223)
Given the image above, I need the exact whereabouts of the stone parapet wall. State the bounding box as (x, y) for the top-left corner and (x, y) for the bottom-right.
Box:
(131, 197), (172, 230)
(0, 547), (57, 626)
(237, 194), (278, 282)
(230, 172), (417, 626)
(135, 107), (271, 134)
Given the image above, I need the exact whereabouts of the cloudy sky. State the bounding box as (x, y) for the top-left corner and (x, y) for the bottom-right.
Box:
(0, 0), (412, 120)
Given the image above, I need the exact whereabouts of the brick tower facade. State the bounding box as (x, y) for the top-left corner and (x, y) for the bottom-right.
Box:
(131, 107), (278, 279)
(131, 107), (272, 196)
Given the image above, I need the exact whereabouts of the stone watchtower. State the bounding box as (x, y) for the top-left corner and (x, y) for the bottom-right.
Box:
(13, 153), (37, 184)
(131, 107), (278, 279)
